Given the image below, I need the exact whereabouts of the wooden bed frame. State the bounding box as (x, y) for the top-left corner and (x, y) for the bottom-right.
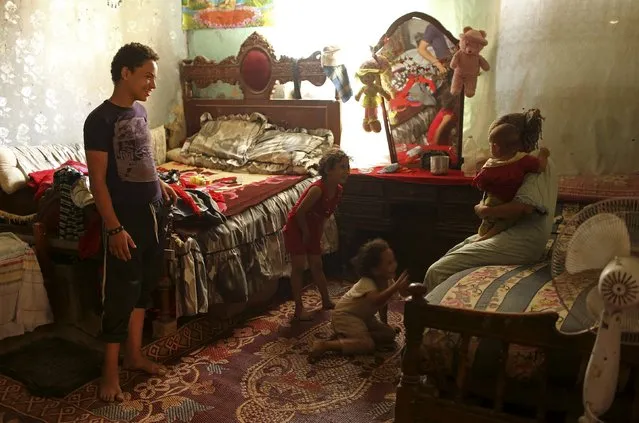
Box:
(180, 31), (341, 144)
(151, 32), (343, 335)
(396, 283), (639, 422)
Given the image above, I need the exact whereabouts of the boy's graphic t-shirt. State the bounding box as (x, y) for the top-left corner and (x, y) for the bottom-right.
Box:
(83, 100), (161, 205)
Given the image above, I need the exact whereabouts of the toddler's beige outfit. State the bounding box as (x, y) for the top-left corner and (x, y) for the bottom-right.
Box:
(331, 277), (396, 354)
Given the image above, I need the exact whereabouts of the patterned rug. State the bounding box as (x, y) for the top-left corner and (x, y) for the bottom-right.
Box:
(0, 282), (404, 422)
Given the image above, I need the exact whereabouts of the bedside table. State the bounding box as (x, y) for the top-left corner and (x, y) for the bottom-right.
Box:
(336, 168), (482, 280)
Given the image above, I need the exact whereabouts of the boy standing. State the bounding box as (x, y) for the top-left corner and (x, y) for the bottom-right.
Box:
(84, 43), (177, 402)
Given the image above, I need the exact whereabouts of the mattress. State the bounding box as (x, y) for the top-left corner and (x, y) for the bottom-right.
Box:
(161, 164), (339, 315)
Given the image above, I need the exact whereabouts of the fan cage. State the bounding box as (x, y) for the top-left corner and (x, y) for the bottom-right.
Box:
(551, 197), (639, 341)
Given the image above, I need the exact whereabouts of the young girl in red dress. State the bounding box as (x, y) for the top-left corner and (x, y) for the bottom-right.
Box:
(473, 109), (549, 241)
(426, 91), (459, 146)
(284, 148), (351, 321)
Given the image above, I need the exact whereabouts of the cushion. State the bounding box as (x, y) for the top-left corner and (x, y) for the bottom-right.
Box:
(240, 48), (272, 92)
(181, 113), (267, 166)
(245, 127), (334, 174)
(0, 144), (86, 195)
(0, 147), (25, 194)
(149, 125), (167, 165)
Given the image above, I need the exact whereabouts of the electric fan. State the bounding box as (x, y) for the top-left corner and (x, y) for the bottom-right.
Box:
(551, 197), (639, 422)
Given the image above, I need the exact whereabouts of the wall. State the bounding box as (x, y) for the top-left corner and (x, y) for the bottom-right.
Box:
(496, 0), (639, 175)
(0, 0), (187, 146)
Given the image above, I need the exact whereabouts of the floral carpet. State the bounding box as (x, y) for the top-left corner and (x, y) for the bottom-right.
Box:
(0, 282), (404, 423)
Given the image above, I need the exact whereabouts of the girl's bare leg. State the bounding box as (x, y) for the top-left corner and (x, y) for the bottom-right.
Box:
(290, 254), (313, 320)
(308, 254), (335, 309)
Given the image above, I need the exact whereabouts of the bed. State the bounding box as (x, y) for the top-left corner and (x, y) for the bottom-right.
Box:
(155, 32), (343, 327)
(395, 174), (639, 422)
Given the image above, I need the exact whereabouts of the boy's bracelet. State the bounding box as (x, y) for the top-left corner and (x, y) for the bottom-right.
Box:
(106, 225), (124, 237)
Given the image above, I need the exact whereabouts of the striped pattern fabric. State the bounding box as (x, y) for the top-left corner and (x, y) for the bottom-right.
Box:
(0, 233), (53, 340)
(422, 262), (590, 383)
(53, 167), (85, 240)
(12, 144), (86, 178)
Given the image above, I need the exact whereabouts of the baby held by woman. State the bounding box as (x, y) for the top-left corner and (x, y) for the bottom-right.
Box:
(472, 109), (550, 241)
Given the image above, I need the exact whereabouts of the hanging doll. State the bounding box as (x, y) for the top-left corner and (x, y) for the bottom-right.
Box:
(354, 58), (392, 133)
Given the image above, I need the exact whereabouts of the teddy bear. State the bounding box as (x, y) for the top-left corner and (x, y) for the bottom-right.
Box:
(450, 26), (490, 98)
(354, 57), (392, 133)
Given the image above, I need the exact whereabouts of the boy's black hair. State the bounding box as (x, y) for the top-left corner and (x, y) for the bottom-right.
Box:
(110, 42), (159, 83)
(352, 238), (391, 279)
(318, 148), (350, 179)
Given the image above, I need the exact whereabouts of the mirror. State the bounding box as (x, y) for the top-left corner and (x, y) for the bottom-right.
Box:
(240, 48), (272, 93)
(373, 12), (463, 168)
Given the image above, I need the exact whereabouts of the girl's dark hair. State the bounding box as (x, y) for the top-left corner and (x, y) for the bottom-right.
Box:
(489, 108), (544, 153)
(318, 148), (350, 179)
(352, 238), (391, 279)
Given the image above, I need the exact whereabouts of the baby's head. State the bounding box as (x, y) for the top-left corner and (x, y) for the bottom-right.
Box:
(352, 238), (397, 283)
(489, 108), (544, 154)
(488, 123), (521, 159)
(318, 148), (350, 184)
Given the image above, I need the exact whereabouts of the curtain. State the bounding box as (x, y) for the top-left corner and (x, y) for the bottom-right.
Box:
(0, 0), (187, 146)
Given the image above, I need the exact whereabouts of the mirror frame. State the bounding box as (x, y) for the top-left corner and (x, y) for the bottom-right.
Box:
(373, 12), (464, 168)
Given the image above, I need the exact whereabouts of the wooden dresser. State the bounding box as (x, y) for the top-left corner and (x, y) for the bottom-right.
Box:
(336, 169), (483, 281)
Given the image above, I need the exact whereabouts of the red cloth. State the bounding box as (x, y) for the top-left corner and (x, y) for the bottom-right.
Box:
(473, 155), (541, 202)
(284, 180), (342, 255)
(28, 160), (88, 200)
(426, 108), (456, 145)
(178, 175), (227, 213)
(78, 211), (102, 259)
(171, 183), (201, 215)
(351, 167), (473, 186)
(396, 143), (459, 168)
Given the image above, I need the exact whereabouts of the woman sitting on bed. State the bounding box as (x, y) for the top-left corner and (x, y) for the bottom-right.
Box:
(423, 108), (558, 291)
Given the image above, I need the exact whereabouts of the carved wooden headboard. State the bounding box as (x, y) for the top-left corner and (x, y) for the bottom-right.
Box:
(180, 32), (341, 145)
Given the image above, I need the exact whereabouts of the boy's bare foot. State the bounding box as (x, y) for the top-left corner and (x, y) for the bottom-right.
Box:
(123, 355), (167, 376)
(292, 309), (314, 322)
(321, 300), (336, 310)
(99, 368), (124, 402)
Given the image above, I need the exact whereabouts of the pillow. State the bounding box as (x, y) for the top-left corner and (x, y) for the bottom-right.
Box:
(149, 125), (167, 165)
(181, 112), (267, 166)
(247, 128), (333, 165)
(0, 147), (26, 194)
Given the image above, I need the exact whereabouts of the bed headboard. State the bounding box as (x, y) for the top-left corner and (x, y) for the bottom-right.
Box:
(180, 32), (341, 145)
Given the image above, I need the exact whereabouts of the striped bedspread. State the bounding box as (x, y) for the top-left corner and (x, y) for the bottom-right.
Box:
(422, 262), (592, 382)
(0, 233), (53, 340)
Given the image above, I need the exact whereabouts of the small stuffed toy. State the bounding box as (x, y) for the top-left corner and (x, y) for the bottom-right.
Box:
(450, 26), (490, 98)
(354, 57), (392, 133)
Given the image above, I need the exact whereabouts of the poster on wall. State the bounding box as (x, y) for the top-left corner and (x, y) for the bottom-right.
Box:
(182, 0), (275, 30)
